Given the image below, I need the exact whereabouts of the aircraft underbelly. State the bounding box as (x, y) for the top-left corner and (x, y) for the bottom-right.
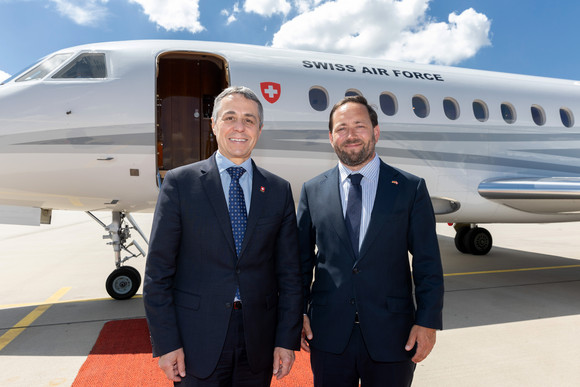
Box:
(0, 153), (158, 212)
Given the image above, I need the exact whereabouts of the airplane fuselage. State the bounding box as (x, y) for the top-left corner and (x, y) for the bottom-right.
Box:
(1, 40), (580, 224)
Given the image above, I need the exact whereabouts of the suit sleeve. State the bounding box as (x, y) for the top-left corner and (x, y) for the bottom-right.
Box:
(273, 181), (303, 350)
(296, 183), (317, 315)
(143, 170), (184, 357)
(408, 178), (444, 330)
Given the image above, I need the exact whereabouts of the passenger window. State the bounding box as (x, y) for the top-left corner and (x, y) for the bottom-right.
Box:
(412, 95), (429, 118)
(309, 86), (329, 112)
(560, 107), (574, 128)
(379, 92), (397, 116)
(531, 105), (545, 126)
(16, 53), (73, 82)
(473, 100), (488, 122)
(501, 103), (516, 124)
(53, 53), (107, 79)
(345, 89), (362, 97)
(443, 98), (460, 120)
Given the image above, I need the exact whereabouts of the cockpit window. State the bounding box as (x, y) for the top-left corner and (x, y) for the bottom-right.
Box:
(15, 53), (73, 82)
(53, 53), (107, 79)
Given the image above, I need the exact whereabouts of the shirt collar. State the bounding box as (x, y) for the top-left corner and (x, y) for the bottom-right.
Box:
(338, 153), (380, 184)
(216, 151), (253, 178)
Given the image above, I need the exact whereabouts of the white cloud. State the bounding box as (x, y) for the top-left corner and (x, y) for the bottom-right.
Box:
(48, 0), (204, 33)
(271, 0), (491, 65)
(384, 8), (491, 64)
(292, 0), (324, 13)
(49, 0), (109, 26)
(128, 0), (204, 34)
(222, 2), (241, 25)
(0, 70), (10, 83)
(244, 0), (292, 17)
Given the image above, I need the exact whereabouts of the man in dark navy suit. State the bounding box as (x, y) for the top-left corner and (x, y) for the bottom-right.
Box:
(298, 96), (444, 387)
(144, 86), (302, 386)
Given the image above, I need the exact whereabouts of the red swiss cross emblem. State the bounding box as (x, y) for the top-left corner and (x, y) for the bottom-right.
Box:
(260, 82), (281, 104)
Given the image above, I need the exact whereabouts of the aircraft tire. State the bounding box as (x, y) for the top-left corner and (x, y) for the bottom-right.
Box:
(106, 266), (141, 300)
(465, 227), (493, 255)
(454, 226), (471, 254)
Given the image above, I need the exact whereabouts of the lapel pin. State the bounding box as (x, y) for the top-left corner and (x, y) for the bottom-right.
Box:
(391, 180), (399, 185)
(260, 186), (266, 193)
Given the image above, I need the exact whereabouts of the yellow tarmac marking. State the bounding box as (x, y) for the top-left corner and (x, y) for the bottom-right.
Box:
(0, 287), (71, 352)
(445, 264), (580, 277)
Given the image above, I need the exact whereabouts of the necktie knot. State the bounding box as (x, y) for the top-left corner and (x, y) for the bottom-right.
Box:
(227, 166), (246, 181)
(348, 173), (363, 186)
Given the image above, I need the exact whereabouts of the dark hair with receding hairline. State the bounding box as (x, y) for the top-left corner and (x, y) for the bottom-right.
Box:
(212, 86), (264, 128)
(328, 95), (378, 132)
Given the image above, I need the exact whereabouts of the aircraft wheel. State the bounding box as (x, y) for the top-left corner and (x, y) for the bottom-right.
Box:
(465, 227), (493, 255)
(454, 226), (471, 254)
(106, 266), (141, 300)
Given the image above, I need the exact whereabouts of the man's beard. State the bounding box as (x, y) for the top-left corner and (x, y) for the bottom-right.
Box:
(334, 138), (375, 168)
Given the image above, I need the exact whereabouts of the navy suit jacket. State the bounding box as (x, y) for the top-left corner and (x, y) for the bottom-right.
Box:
(144, 153), (302, 379)
(297, 159), (444, 362)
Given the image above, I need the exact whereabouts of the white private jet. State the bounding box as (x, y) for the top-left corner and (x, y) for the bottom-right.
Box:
(1, 40), (579, 299)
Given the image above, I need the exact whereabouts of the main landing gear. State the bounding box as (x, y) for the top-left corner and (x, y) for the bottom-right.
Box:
(452, 223), (493, 255)
(87, 211), (148, 300)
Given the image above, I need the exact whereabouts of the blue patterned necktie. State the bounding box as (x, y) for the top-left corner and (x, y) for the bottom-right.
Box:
(227, 166), (247, 301)
(345, 173), (363, 258)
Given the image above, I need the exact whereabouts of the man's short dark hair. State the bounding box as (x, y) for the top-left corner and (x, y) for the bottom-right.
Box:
(212, 86), (264, 128)
(328, 95), (378, 131)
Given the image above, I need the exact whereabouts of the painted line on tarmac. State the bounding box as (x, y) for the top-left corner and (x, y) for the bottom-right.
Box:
(445, 264), (580, 277)
(0, 287), (71, 351)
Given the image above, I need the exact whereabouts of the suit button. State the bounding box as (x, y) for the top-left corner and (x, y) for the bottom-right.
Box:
(352, 268), (359, 274)
(350, 299), (356, 305)
(225, 302), (232, 309)
(236, 269), (241, 274)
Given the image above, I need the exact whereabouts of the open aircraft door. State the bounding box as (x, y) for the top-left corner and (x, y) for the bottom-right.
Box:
(156, 52), (229, 181)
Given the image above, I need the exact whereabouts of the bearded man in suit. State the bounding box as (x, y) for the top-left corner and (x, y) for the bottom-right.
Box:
(298, 95), (444, 387)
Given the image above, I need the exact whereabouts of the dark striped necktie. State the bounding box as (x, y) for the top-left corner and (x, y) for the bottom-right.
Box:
(345, 173), (363, 257)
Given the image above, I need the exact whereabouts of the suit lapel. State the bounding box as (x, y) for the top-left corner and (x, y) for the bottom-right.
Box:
(200, 154), (237, 256)
(358, 161), (400, 262)
(324, 167), (357, 261)
(239, 161), (267, 259)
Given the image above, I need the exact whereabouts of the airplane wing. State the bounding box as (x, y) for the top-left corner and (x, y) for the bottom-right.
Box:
(478, 177), (580, 214)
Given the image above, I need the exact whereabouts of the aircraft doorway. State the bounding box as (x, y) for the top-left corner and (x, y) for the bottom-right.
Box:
(156, 52), (228, 180)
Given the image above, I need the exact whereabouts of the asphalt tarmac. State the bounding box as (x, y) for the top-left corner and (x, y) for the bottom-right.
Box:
(1, 211), (579, 386)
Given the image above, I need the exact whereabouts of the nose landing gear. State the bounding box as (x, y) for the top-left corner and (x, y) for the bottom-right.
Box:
(87, 211), (148, 299)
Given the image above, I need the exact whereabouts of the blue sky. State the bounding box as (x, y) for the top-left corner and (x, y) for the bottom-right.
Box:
(1, 0), (579, 82)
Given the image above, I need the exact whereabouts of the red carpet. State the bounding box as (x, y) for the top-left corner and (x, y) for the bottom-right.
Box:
(73, 318), (313, 386)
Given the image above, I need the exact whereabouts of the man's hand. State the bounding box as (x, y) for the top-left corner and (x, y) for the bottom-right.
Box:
(405, 325), (436, 363)
(301, 315), (313, 352)
(158, 347), (186, 382)
(272, 347), (295, 380)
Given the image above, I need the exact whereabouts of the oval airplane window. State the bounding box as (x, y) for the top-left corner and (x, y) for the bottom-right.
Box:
(443, 97), (460, 120)
(531, 105), (545, 126)
(412, 95), (429, 118)
(501, 102), (516, 124)
(380, 92), (397, 116)
(345, 88), (362, 97)
(560, 107), (574, 128)
(309, 86), (329, 112)
(473, 100), (488, 122)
